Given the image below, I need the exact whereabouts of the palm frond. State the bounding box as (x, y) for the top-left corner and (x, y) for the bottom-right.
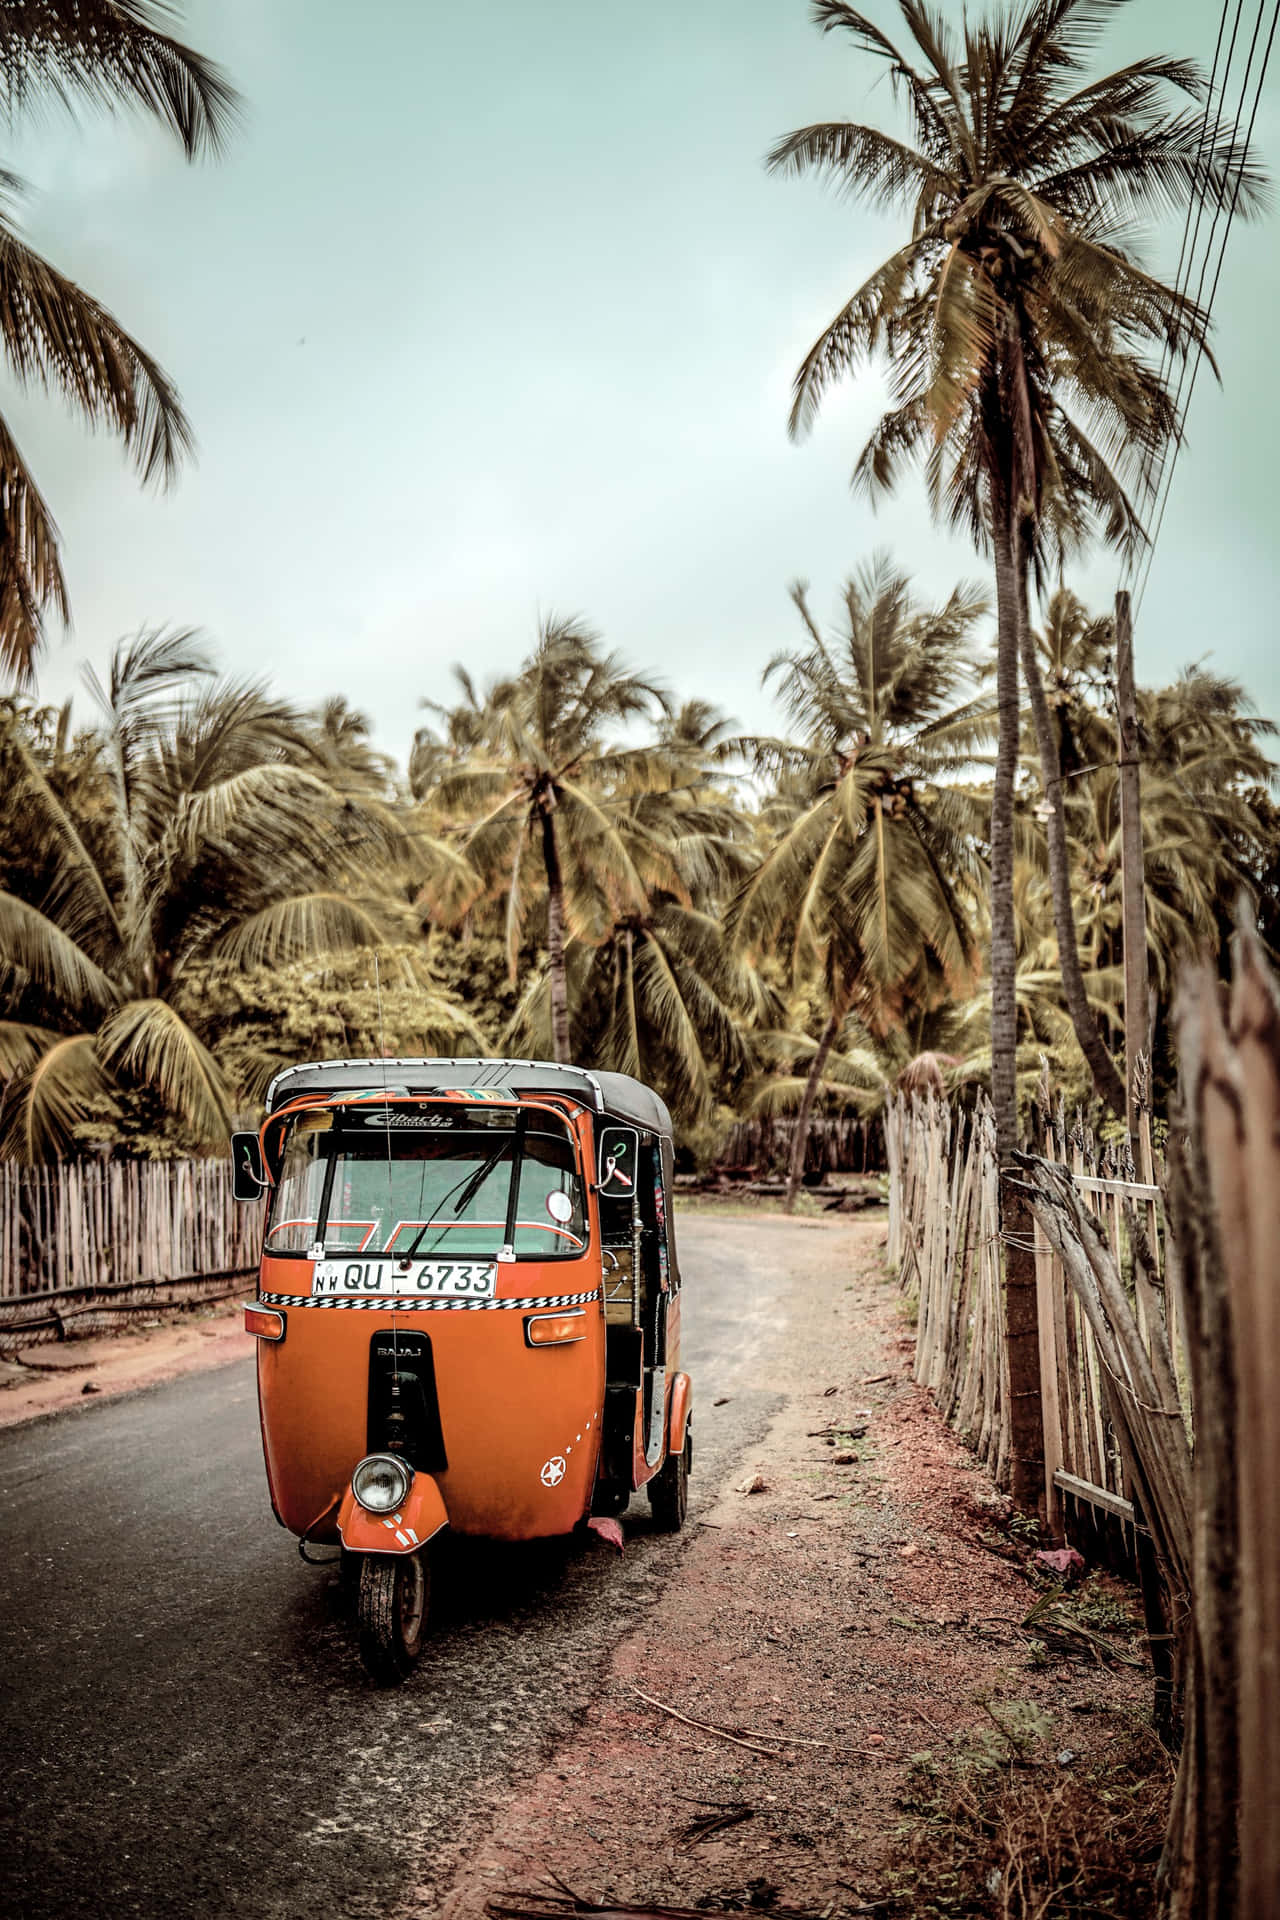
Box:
(0, 1), (240, 158)
(0, 222), (193, 485)
(209, 892), (390, 971)
(0, 406), (66, 684)
(97, 996), (230, 1139)
(0, 1015), (59, 1076)
(766, 118), (956, 211)
(0, 889), (117, 1009)
(0, 1030), (114, 1160)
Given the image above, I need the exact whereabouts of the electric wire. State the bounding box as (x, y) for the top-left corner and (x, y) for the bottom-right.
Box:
(1128, 0), (1249, 598)
(1132, 0), (1279, 618)
(1145, 0), (1236, 415)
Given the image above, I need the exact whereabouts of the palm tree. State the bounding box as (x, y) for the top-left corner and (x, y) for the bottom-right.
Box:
(1030, 589), (1114, 781)
(409, 667), (497, 798)
(732, 555), (991, 1208)
(768, 0), (1262, 1153)
(0, 2), (237, 684)
(506, 901), (774, 1126)
(307, 696), (398, 798)
(0, 629), (414, 1156)
(505, 723), (772, 1119)
(950, 864), (1118, 1109)
(1067, 666), (1275, 998)
(430, 616), (672, 1064)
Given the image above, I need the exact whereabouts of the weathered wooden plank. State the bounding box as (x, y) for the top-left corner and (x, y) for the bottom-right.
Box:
(1034, 1219), (1065, 1541)
(1053, 1468), (1136, 1522)
(1074, 1174), (1161, 1200)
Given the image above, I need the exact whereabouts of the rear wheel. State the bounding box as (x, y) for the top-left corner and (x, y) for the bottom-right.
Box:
(647, 1422), (690, 1532)
(356, 1551), (429, 1685)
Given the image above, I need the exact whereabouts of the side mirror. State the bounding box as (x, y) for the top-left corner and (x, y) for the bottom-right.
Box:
(598, 1125), (640, 1197)
(231, 1130), (267, 1201)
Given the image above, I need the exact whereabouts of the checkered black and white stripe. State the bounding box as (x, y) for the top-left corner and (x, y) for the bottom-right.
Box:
(258, 1287), (602, 1313)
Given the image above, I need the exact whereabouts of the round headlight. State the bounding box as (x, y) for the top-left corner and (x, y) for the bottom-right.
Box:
(351, 1453), (414, 1514)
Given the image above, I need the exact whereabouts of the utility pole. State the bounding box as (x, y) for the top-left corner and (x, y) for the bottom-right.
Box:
(1115, 590), (1148, 1156)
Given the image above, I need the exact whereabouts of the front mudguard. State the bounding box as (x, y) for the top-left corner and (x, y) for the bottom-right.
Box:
(666, 1371), (692, 1463)
(336, 1470), (449, 1555)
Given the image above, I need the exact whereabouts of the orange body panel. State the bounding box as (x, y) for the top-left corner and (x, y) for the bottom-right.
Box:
(336, 1473), (449, 1554)
(256, 1254), (606, 1541)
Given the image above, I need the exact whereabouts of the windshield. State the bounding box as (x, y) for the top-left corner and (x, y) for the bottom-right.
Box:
(263, 1104), (588, 1261)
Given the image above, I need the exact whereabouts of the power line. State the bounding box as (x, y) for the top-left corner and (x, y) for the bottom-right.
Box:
(1148, 0), (1238, 414)
(1152, 0), (1268, 515)
(1129, 0), (1250, 593)
(1132, 0), (1280, 618)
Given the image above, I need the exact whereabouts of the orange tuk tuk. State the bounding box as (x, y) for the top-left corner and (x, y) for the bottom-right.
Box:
(234, 1058), (691, 1682)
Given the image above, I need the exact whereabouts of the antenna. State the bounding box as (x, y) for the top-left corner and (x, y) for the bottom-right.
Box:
(374, 951), (400, 1352)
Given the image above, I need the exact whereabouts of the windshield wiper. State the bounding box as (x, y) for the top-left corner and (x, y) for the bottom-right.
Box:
(397, 1137), (514, 1264)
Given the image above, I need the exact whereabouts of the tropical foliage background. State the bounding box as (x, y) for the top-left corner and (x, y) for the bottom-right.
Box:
(1, 581), (1273, 1187)
(0, 0), (1274, 1213)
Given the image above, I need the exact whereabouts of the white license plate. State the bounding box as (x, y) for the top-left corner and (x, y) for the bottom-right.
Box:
(311, 1258), (497, 1300)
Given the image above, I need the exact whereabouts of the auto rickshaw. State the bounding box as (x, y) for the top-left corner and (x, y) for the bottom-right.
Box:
(234, 1057), (692, 1683)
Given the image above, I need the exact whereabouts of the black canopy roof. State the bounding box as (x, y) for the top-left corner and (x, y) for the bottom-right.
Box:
(263, 1057), (673, 1136)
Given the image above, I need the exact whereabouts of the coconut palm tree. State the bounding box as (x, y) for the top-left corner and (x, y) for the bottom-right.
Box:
(0, 629), (414, 1156)
(506, 900), (775, 1125)
(768, 0), (1263, 1152)
(430, 616), (672, 1064)
(307, 696), (398, 798)
(409, 667), (499, 799)
(0, 3), (238, 685)
(731, 555), (991, 1208)
(1031, 589), (1114, 781)
(1067, 666), (1275, 996)
(511, 721), (771, 1118)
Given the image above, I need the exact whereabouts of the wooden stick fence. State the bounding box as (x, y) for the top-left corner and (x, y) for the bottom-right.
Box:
(0, 1156), (259, 1345)
(717, 1113), (881, 1176)
(885, 1088), (1191, 1537)
(885, 1093), (1010, 1485)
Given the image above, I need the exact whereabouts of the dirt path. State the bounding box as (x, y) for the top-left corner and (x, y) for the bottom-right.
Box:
(429, 1210), (1150, 1919)
(0, 1297), (251, 1427)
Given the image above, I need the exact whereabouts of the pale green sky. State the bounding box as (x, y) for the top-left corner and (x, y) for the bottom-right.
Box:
(6, 0), (1278, 757)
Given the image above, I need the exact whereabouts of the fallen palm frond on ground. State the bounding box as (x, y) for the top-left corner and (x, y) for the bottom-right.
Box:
(1020, 1588), (1147, 1671)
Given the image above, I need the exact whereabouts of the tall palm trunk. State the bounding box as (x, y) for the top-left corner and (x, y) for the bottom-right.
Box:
(783, 995), (844, 1214)
(1016, 582), (1127, 1120)
(990, 508), (1022, 1160)
(539, 806), (571, 1064)
(992, 493), (1045, 1514)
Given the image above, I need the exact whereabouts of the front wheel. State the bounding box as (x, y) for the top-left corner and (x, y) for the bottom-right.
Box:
(356, 1551), (429, 1685)
(647, 1423), (690, 1532)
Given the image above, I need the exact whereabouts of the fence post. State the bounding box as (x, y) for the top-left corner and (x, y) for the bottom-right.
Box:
(1033, 1217), (1065, 1542)
(1115, 588), (1149, 1155)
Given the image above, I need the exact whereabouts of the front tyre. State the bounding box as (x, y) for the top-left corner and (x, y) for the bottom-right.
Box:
(356, 1551), (428, 1685)
(647, 1422), (691, 1532)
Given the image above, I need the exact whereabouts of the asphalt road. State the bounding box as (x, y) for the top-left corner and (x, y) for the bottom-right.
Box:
(0, 1214), (792, 1920)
